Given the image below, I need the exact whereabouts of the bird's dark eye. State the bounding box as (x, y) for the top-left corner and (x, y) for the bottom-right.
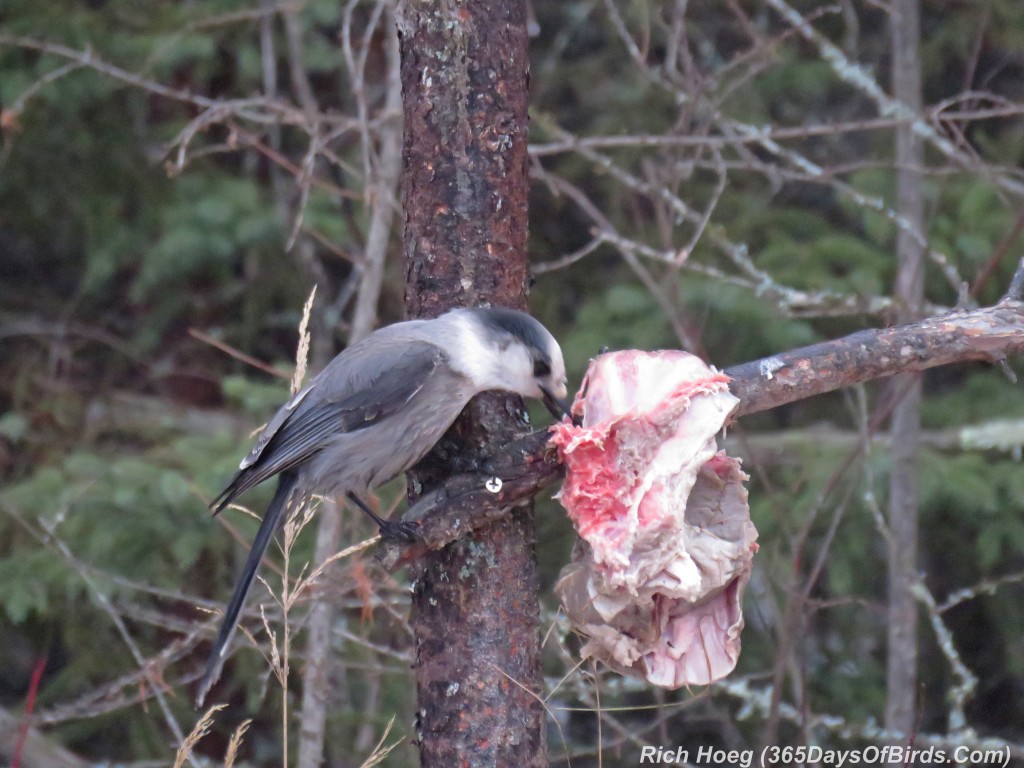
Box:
(533, 358), (551, 377)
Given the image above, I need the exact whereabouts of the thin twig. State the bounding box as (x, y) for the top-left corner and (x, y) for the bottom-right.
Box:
(188, 328), (290, 379)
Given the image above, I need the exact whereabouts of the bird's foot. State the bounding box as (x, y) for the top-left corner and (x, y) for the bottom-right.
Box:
(347, 492), (420, 543)
(377, 519), (421, 544)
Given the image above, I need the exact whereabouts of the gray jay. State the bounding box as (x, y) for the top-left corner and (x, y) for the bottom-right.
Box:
(196, 306), (568, 706)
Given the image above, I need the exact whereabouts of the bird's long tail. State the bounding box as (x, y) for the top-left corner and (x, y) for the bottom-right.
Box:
(195, 471), (299, 708)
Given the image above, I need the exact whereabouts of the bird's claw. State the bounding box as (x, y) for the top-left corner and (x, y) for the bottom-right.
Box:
(378, 519), (421, 544)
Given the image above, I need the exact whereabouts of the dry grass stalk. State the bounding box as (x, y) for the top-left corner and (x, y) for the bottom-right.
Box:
(223, 718), (251, 768)
(292, 284), (317, 396)
(173, 704), (225, 768)
(358, 716), (402, 768)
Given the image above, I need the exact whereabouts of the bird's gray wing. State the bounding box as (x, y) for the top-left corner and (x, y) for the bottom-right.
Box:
(210, 340), (445, 512)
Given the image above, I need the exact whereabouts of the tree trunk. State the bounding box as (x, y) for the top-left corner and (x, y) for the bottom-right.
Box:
(886, 0), (924, 748)
(395, 1), (545, 766)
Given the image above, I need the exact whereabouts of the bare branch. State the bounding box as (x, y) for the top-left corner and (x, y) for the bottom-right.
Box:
(378, 294), (1024, 565)
(764, 0), (1024, 199)
(349, 12), (403, 343)
(0, 34), (306, 125)
(715, 675), (1024, 759)
(0, 704), (88, 768)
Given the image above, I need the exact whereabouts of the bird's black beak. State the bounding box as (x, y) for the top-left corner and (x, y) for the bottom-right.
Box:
(541, 387), (571, 421)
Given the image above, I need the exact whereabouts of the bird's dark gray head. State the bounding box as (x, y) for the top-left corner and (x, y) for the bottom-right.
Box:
(440, 307), (569, 418)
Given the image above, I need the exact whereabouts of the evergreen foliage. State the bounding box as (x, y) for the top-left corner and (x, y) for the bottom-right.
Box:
(2, 1), (1024, 764)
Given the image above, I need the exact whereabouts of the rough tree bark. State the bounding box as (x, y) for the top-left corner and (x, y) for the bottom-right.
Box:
(395, 1), (545, 766)
(886, 0), (924, 746)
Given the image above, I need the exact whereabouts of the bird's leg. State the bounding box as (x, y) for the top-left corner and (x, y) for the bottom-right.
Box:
(346, 492), (420, 543)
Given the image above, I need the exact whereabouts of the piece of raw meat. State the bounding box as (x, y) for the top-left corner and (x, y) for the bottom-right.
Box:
(551, 350), (758, 687)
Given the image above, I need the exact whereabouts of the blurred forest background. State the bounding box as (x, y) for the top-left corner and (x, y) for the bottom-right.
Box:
(2, 0), (1024, 766)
